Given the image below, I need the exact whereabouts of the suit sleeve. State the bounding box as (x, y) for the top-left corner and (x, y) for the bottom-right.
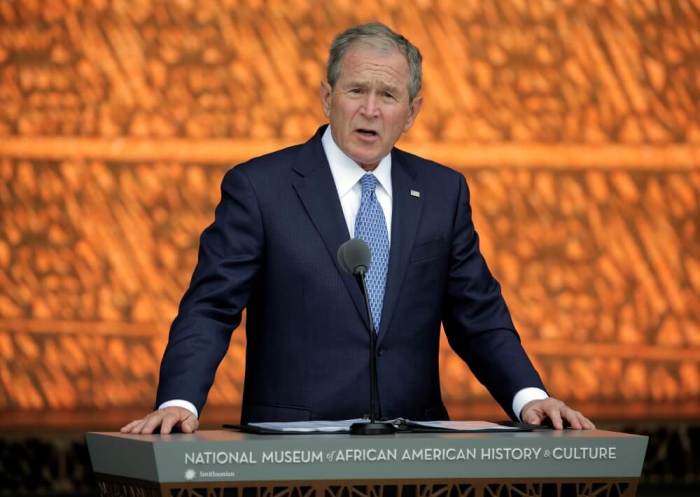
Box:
(155, 166), (264, 414)
(442, 174), (546, 420)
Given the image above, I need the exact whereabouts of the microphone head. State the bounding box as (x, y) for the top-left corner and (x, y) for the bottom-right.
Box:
(337, 239), (371, 275)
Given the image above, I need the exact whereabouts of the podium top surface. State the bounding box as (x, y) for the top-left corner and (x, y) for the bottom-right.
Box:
(90, 428), (641, 442)
(86, 429), (648, 484)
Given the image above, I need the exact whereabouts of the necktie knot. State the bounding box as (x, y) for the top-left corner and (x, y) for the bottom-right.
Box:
(360, 173), (378, 194)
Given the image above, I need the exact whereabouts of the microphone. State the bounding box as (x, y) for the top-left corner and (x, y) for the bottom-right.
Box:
(337, 239), (395, 435)
(337, 238), (371, 275)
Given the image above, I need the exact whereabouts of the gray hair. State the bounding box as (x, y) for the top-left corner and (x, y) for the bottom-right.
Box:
(326, 22), (423, 102)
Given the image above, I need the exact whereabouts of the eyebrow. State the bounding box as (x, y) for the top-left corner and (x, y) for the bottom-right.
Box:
(342, 80), (369, 88)
(381, 84), (400, 94)
(343, 80), (401, 94)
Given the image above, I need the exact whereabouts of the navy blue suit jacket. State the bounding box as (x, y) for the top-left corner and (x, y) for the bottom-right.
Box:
(156, 126), (545, 423)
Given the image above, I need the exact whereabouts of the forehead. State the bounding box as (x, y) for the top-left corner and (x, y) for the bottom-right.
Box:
(337, 41), (410, 88)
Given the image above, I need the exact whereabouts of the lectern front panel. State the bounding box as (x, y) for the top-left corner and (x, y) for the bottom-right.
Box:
(87, 430), (647, 497)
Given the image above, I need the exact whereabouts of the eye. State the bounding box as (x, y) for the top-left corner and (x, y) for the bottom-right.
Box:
(383, 91), (396, 100)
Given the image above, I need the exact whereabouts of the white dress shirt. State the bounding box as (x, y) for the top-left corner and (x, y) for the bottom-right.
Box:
(160, 126), (548, 420)
(321, 126), (393, 239)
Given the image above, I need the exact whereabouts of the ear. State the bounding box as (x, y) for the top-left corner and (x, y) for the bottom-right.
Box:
(403, 95), (423, 132)
(319, 81), (332, 118)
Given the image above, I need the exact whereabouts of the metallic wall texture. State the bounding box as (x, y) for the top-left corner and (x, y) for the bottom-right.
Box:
(0, 0), (698, 425)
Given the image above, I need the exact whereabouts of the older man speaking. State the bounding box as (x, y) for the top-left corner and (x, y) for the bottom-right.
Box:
(122, 22), (593, 435)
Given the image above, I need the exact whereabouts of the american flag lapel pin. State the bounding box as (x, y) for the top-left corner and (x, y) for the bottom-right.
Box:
(410, 190), (420, 198)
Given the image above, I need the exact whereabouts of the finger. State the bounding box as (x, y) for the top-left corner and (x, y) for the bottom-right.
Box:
(120, 419), (143, 433)
(181, 416), (199, 433)
(568, 410), (593, 430)
(563, 408), (582, 430)
(521, 401), (547, 425)
(580, 414), (596, 430)
(574, 411), (591, 430)
(546, 406), (564, 430)
(521, 406), (543, 425)
(141, 412), (166, 434)
(125, 418), (149, 434)
(524, 412), (544, 425)
(160, 412), (178, 434)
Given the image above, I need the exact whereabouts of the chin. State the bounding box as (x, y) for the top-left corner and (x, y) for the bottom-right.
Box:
(348, 149), (383, 167)
(353, 156), (381, 169)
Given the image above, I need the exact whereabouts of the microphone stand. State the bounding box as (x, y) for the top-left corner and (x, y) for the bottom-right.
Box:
(350, 271), (395, 435)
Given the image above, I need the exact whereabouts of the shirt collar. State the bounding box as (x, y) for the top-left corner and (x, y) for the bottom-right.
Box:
(322, 126), (392, 199)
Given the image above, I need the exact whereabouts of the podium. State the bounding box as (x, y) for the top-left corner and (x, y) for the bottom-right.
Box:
(86, 429), (647, 497)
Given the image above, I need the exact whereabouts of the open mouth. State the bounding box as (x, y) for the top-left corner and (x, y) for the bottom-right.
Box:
(356, 128), (378, 137)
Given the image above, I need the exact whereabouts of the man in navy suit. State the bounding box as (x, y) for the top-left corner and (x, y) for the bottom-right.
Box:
(122, 22), (594, 434)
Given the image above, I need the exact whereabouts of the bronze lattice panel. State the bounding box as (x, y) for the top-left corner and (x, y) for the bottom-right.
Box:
(153, 481), (638, 497)
(0, 0), (699, 422)
(167, 486), (315, 497)
(0, 1), (698, 143)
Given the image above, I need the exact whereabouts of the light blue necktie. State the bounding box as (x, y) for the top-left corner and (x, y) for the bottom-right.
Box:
(354, 174), (390, 332)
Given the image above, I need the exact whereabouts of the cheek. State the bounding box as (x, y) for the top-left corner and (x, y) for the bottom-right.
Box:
(387, 113), (410, 133)
(330, 105), (346, 124)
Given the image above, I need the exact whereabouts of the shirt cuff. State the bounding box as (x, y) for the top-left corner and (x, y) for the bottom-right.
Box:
(512, 387), (548, 421)
(159, 399), (199, 418)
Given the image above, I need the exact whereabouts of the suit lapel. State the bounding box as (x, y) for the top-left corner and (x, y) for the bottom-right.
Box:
(377, 151), (424, 344)
(291, 129), (371, 330)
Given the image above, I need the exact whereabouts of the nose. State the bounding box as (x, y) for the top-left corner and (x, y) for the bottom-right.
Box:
(360, 92), (379, 118)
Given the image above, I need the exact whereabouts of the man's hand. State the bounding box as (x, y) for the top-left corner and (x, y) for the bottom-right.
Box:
(120, 407), (199, 434)
(521, 398), (595, 430)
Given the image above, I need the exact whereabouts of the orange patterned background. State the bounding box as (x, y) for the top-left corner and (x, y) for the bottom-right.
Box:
(0, 0), (699, 428)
